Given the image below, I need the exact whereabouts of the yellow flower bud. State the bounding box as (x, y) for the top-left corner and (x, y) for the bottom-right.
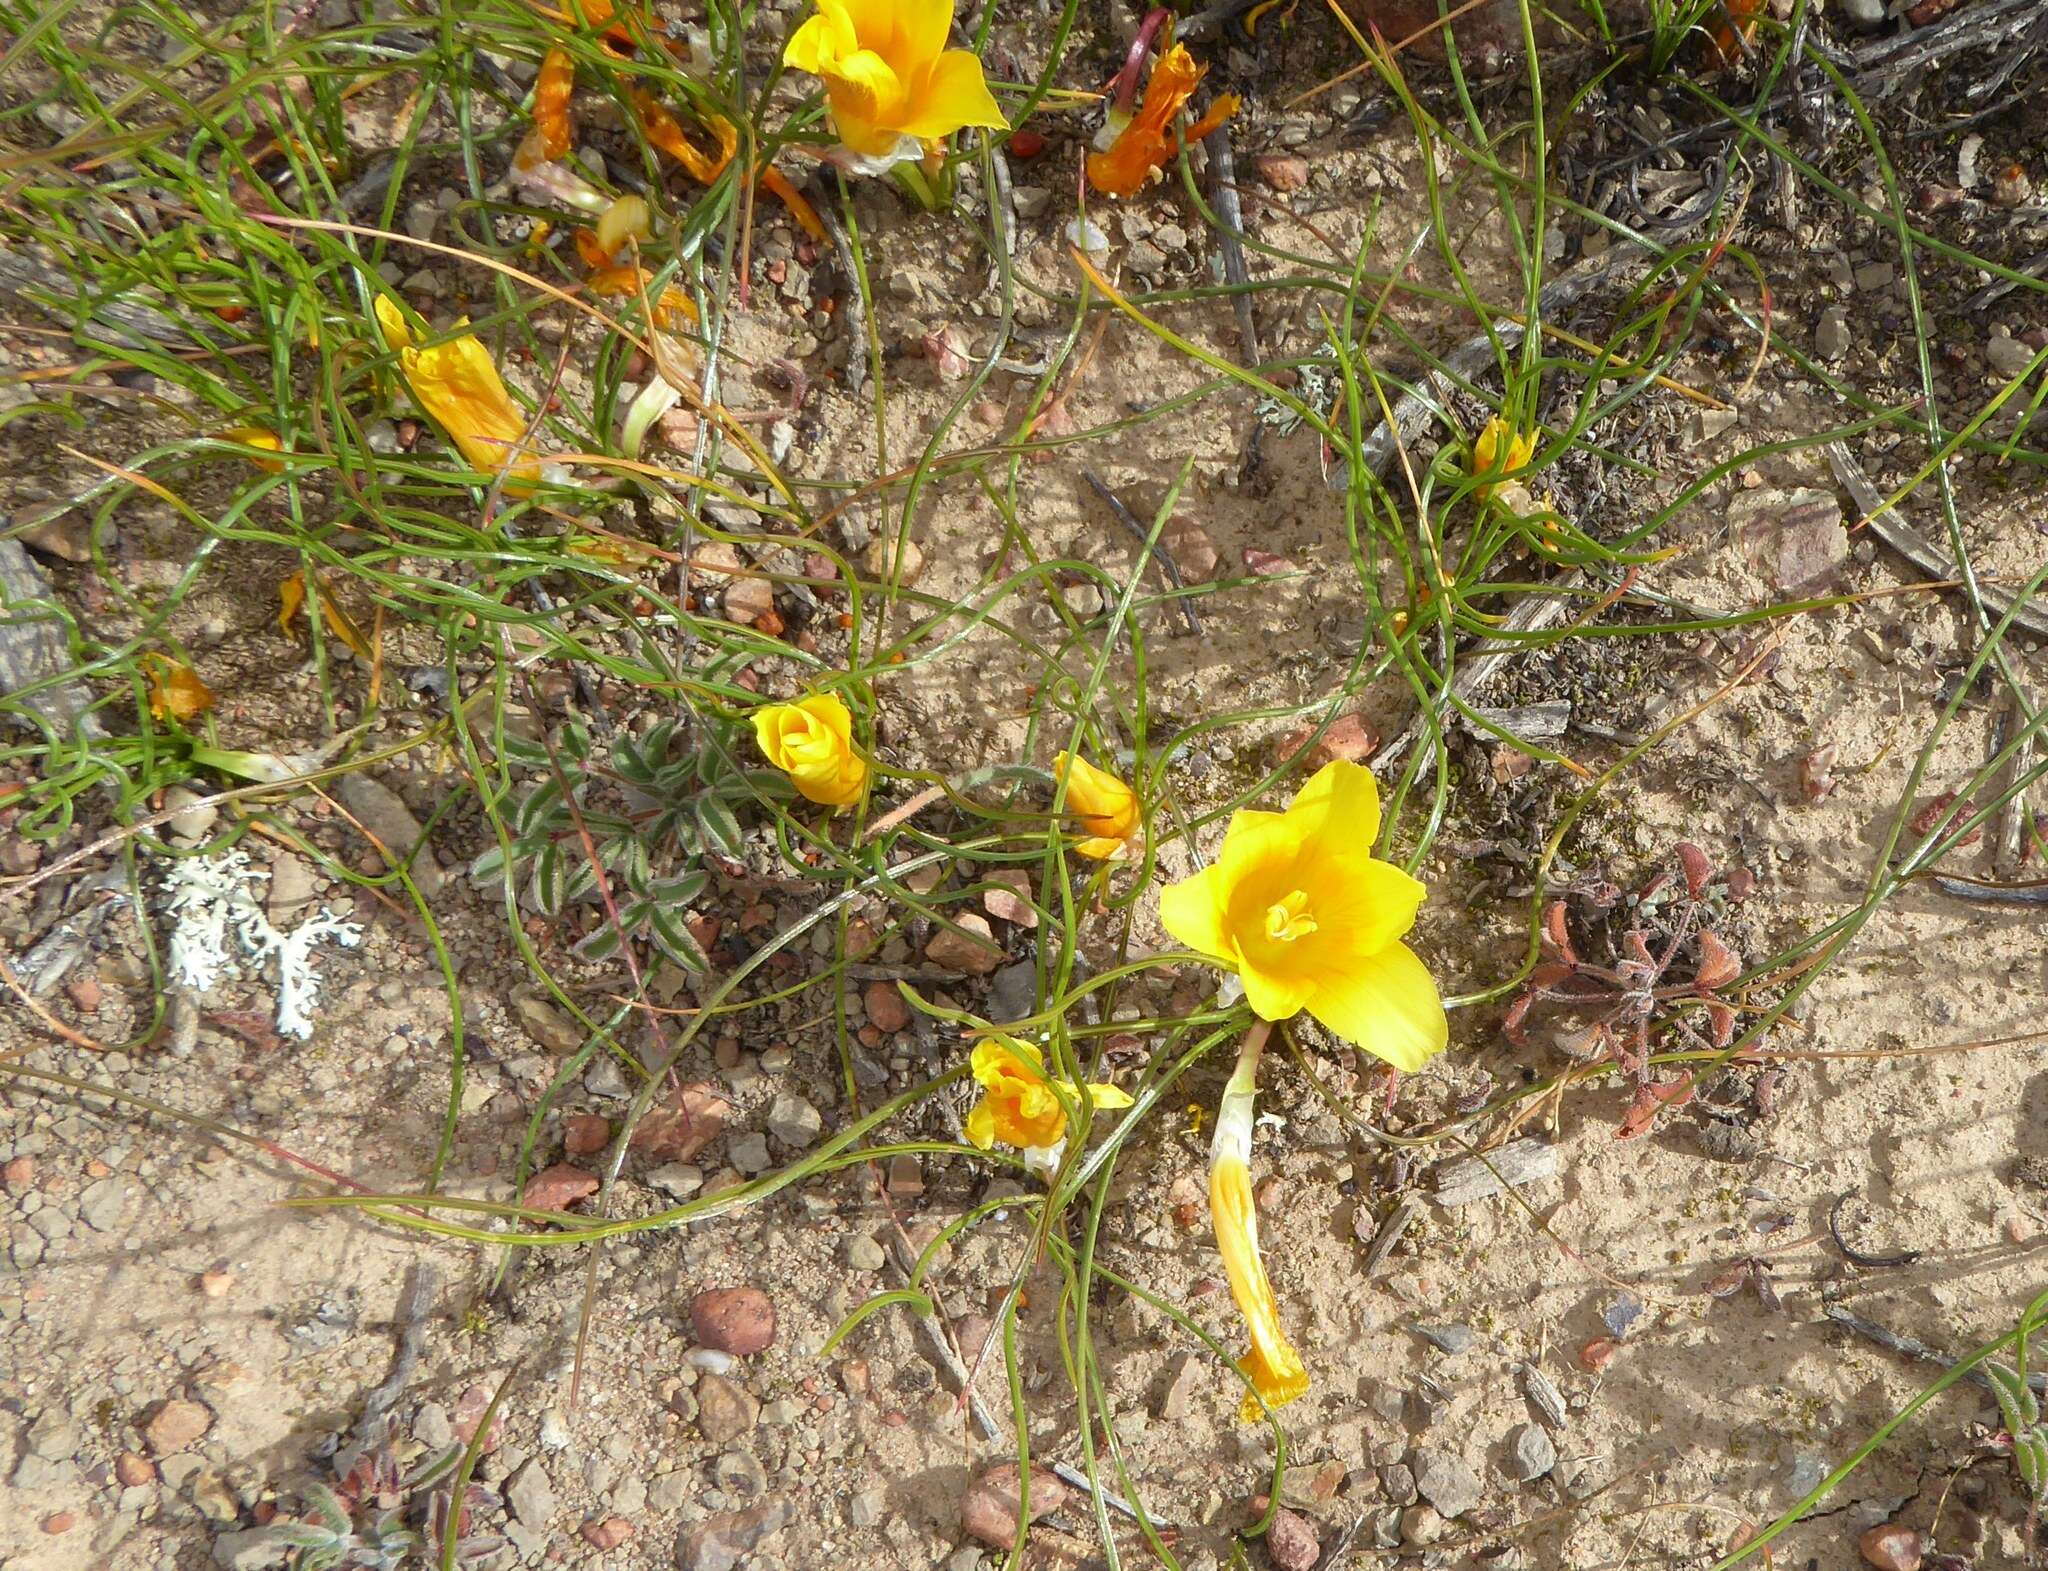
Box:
(753, 692), (867, 807)
(1054, 751), (1139, 860)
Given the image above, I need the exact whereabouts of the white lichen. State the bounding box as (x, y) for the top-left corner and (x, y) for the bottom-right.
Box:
(160, 848), (362, 1040)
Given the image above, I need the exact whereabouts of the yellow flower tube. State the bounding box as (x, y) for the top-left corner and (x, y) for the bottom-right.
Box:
(1210, 1019), (1308, 1423)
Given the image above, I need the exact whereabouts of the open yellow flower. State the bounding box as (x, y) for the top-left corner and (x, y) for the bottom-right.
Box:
(1055, 751), (1139, 860)
(1158, 760), (1447, 1072)
(1470, 416), (1536, 501)
(374, 297), (541, 488)
(1087, 42), (1240, 199)
(964, 1036), (1133, 1152)
(1210, 1022), (1308, 1423)
(753, 692), (867, 807)
(782, 0), (1007, 170)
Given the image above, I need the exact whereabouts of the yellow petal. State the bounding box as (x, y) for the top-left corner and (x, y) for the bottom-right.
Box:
(965, 1096), (997, 1150)
(1296, 853), (1427, 959)
(823, 47), (906, 128)
(897, 49), (1007, 139)
(896, 0), (955, 67)
(1158, 863), (1236, 964)
(1237, 949), (1314, 1024)
(1284, 758), (1381, 846)
(1082, 1081), (1134, 1111)
(373, 294), (414, 349)
(1303, 940), (1448, 1072)
(783, 0), (858, 72)
(971, 1035), (1044, 1086)
(1073, 833), (1129, 862)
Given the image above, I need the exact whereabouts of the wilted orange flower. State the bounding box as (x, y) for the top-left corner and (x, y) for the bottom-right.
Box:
(964, 1036), (1133, 1154)
(631, 90), (737, 185)
(278, 570), (375, 661)
(586, 263), (697, 327)
(534, 47), (576, 160)
(374, 297), (541, 488)
(141, 654), (214, 723)
(1210, 1025), (1309, 1422)
(1087, 43), (1239, 199)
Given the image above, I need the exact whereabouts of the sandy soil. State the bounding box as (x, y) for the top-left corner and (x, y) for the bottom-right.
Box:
(4, 3), (2048, 1571)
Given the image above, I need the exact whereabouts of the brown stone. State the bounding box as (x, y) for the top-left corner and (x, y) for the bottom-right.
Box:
(676, 1498), (791, 1571)
(580, 1516), (634, 1550)
(1264, 1505), (1320, 1571)
(1251, 154), (1311, 192)
(562, 1114), (610, 1156)
(1858, 1524), (1923, 1571)
(115, 1452), (156, 1487)
(1278, 712), (1378, 770)
(694, 1375), (759, 1445)
(689, 1287), (777, 1357)
(724, 577), (776, 628)
(1159, 516), (1222, 582)
(40, 1511), (77, 1535)
(632, 1082), (731, 1162)
(521, 1163), (599, 1213)
(924, 913), (1004, 975)
(142, 1399), (213, 1454)
(862, 980), (912, 1034)
(960, 1463), (1074, 1547)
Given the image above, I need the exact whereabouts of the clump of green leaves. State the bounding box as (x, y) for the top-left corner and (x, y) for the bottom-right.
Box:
(472, 716), (780, 970)
(1987, 1355), (2048, 1518)
(272, 1435), (500, 1569)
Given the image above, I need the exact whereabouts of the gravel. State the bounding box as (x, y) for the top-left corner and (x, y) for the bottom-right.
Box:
(1412, 1446), (1483, 1520)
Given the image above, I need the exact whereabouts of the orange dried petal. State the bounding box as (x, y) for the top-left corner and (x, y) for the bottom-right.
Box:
(758, 165), (825, 243)
(142, 654), (214, 723)
(1086, 43), (1209, 198)
(573, 227), (613, 268)
(535, 47), (575, 161)
(632, 91), (735, 185)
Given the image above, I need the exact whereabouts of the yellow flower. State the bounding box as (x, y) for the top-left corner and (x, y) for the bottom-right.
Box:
(1158, 760), (1447, 1072)
(1086, 43), (1240, 199)
(374, 297), (541, 487)
(1055, 751), (1139, 860)
(1470, 416), (1536, 501)
(1210, 1029), (1308, 1423)
(753, 693), (867, 807)
(782, 0), (1007, 168)
(964, 1036), (1133, 1152)
(216, 425), (285, 472)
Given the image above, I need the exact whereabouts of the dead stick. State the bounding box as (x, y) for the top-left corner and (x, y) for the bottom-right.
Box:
(1823, 1303), (2047, 1394)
